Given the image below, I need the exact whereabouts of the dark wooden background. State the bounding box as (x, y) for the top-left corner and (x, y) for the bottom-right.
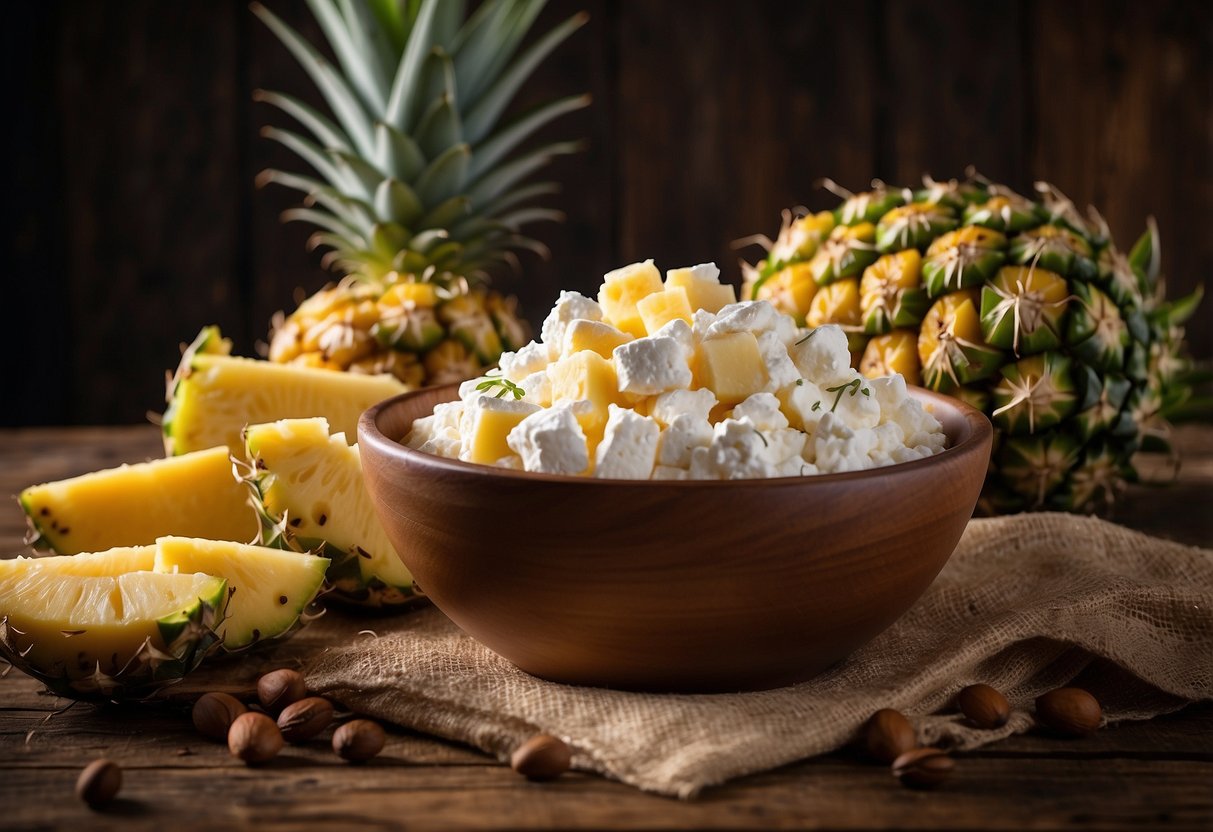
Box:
(5, 0), (1210, 427)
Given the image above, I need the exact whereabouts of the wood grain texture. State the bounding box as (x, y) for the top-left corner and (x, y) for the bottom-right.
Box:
(0, 426), (1210, 828)
(6, 1), (1209, 427)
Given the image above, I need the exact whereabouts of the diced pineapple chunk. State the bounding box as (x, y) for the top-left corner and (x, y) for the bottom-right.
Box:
(563, 319), (632, 359)
(464, 398), (541, 464)
(696, 332), (769, 405)
(547, 350), (624, 443)
(598, 260), (664, 337)
(637, 286), (694, 335)
(665, 264), (738, 314)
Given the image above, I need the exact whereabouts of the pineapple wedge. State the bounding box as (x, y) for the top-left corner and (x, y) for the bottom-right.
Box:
(0, 560), (227, 699)
(20, 446), (257, 553)
(244, 418), (417, 608)
(163, 327), (407, 457)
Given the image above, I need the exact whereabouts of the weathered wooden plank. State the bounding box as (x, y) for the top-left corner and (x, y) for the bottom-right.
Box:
(1028, 0), (1212, 360)
(55, 0), (246, 424)
(2, 748), (1210, 831)
(616, 0), (880, 288)
(881, 2), (1027, 188)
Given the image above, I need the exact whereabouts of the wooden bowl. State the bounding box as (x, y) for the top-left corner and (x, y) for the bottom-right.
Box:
(359, 385), (992, 693)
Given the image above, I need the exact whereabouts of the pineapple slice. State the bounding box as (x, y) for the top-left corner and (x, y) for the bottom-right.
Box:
(244, 418), (417, 608)
(154, 537), (328, 648)
(0, 561), (226, 699)
(163, 328), (407, 456)
(20, 446), (257, 554)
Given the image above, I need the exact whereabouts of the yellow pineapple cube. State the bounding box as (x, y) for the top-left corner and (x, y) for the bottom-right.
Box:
(564, 319), (632, 359)
(665, 265), (737, 313)
(548, 350), (624, 443)
(637, 286), (694, 334)
(379, 282), (439, 309)
(696, 332), (769, 405)
(465, 400), (538, 465)
(598, 260), (664, 337)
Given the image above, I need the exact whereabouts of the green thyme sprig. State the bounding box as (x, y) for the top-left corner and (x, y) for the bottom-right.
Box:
(820, 378), (871, 413)
(753, 429), (768, 447)
(475, 377), (525, 400)
(794, 329), (818, 346)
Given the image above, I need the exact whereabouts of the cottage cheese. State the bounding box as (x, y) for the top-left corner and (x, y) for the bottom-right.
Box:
(404, 261), (947, 479)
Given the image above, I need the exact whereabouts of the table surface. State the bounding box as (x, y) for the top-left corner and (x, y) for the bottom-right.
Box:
(1, 425), (1210, 831)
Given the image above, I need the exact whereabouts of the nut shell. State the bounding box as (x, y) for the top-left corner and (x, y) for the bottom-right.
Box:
(1035, 687), (1101, 737)
(76, 759), (122, 808)
(278, 696), (334, 743)
(863, 708), (917, 764)
(257, 668), (308, 713)
(957, 684), (1011, 729)
(228, 711), (284, 764)
(332, 719), (385, 762)
(511, 733), (572, 781)
(192, 692), (248, 741)
(891, 747), (954, 789)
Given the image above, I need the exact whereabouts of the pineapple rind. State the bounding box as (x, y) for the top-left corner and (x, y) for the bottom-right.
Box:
(742, 174), (1202, 514)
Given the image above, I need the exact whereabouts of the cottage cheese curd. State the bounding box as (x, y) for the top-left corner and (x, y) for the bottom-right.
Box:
(405, 260), (946, 479)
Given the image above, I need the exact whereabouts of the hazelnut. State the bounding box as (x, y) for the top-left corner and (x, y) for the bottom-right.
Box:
(957, 684), (1011, 729)
(510, 734), (572, 781)
(863, 708), (917, 764)
(278, 696), (334, 743)
(332, 719), (385, 762)
(891, 747), (954, 790)
(76, 759), (122, 808)
(257, 668), (307, 713)
(228, 712), (284, 764)
(192, 692), (248, 741)
(1035, 687), (1102, 737)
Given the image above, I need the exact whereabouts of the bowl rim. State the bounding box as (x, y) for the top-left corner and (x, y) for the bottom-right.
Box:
(358, 382), (993, 488)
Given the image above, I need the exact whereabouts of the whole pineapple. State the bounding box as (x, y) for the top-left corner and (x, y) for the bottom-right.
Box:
(742, 172), (1202, 514)
(254, 0), (588, 386)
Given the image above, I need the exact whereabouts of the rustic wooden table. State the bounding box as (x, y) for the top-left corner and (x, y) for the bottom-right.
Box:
(1, 426), (1210, 831)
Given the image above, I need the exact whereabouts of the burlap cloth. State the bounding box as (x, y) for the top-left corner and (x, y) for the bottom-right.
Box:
(304, 514), (1213, 798)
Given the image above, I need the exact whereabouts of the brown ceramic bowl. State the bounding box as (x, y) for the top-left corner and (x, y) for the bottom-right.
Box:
(359, 385), (992, 693)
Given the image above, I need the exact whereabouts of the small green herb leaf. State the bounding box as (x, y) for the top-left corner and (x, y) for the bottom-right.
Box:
(474, 377), (524, 400)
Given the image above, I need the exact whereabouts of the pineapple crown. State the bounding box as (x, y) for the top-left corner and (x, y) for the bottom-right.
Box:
(252, 0), (589, 287)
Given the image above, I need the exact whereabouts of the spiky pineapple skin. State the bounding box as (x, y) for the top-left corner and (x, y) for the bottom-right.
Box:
(744, 175), (1200, 514)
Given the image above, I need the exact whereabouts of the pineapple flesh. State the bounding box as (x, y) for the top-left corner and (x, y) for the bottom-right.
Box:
(0, 556), (227, 699)
(243, 417), (416, 608)
(743, 174), (1201, 513)
(163, 326), (407, 456)
(254, 0), (588, 387)
(20, 445), (258, 552)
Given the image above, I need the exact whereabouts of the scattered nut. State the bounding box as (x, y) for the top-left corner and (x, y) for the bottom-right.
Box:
(332, 719), (385, 762)
(510, 734), (572, 781)
(891, 747), (954, 790)
(278, 696), (334, 743)
(257, 668), (307, 713)
(75, 759), (122, 808)
(192, 692), (248, 741)
(228, 711), (285, 764)
(863, 708), (917, 764)
(957, 684), (1011, 729)
(1035, 687), (1102, 737)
